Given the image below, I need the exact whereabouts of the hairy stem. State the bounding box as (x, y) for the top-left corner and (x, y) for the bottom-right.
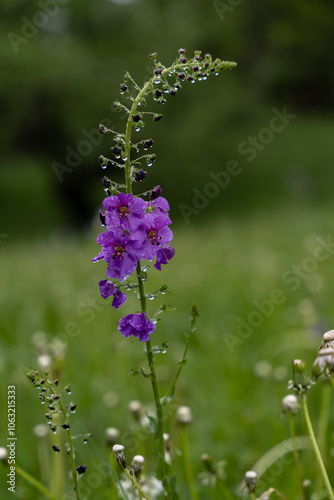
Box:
(123, 468), (152, 500)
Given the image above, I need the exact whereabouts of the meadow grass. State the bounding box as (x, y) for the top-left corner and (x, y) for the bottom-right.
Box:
(1, 201), (334, 499)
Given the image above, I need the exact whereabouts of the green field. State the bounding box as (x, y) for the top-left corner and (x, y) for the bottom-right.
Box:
(1, 202), (334, 499)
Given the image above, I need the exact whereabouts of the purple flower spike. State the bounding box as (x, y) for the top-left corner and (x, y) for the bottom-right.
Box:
(154, 245), (175, 270)
(99, 279), (127, 309)
(118, 313), (155, 342)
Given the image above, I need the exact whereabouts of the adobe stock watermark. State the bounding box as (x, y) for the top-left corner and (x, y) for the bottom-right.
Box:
(7, 0), (71, 54)
(223, 234), (334, 353)
(52, 118), (115, 182)
(212, 0), (243, 22)
(179, 106), (296, 224)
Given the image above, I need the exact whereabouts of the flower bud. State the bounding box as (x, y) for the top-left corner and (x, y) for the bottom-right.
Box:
(76, 465), (87, 475)
(288, 359), (312, 395)
(112, 146), (122, 158)
(245, 470), (257, 494)
(150, 185), (162, 200)
(131, 454), (144, 480)
(99, 124), (106, 134)
(143, 139), (153, 150)
(113, 444), (126, 470)
(98, 209), (106, 226)
(176, 405), (192, 425)
(313, 348), (334, 379)
(282, 394), (299, 415)
(134, 169), (147, 182)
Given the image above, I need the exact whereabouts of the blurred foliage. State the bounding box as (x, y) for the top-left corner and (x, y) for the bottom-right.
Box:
(1, 0), (334, 238)
(1, 204), (334, 498)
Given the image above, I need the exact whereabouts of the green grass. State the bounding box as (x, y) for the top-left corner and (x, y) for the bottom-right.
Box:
(1, 202), (334, 499)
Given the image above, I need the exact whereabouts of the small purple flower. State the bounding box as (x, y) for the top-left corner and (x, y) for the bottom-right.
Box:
(118, 313), (155, 342)
(95, 228), (142, 281)
(139, 216), (173, 261)
(99, 279), (127, 309)
(154, 245), (175, 270)
(103, 193), (146, 230)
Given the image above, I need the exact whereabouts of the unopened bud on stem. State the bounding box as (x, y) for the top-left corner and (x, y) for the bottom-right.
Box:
(131, 454), (144, 481)
(112, 444), (127, 470)
(282, 394), (300, 415)
(245, 470), (257, 494)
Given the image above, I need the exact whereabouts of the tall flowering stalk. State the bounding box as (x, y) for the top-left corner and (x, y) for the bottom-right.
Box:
(93, 49), (236, 497)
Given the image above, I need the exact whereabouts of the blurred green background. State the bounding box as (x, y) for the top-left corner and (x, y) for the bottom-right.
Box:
(1, 0), (334, 498)
(1, 0), (334, 236)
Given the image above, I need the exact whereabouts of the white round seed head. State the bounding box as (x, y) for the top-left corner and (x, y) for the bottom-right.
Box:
(323, 330), (334, 342)
(176, 405), (192, 424)
(282, 394), (299, 414)
(112, 444), (124, 454)
(245, 470), (257, 480)
(132, 455), (145, 465)
(0, 447), (8, 460)
(33, 423), (49, 438)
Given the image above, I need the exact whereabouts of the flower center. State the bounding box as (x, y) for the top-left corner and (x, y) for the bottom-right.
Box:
(118, 206), (129, 220)
(113, 245), (125, 259)
(148, 229), (160, 245)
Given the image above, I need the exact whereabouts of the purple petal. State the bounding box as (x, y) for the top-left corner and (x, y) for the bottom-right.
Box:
(118, 313), (155, 342)
(154, 245), (175, 270)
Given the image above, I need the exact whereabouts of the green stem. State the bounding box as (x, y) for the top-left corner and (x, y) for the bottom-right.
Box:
(301, 394), (334, 500)
(181, 425), (198, 500)
(161, 311), (197, 405)
(123, 60), (209, 193)
(15, 465), (55, 500)
(289, 413), (305, 500)
(123, 468), (152, 500)
(50, 413), (65, 500)
(316, 382), (331, 492)
(58, 398), (81, 500)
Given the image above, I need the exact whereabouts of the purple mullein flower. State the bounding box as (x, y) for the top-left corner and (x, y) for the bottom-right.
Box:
(94, 228), (142, 282)
(154, 245), (175, 270)
(118, 313), (155, 342)
(103, 193), (147, 230)
(139, 215), (173, 261)
(99, 279), (127, 309)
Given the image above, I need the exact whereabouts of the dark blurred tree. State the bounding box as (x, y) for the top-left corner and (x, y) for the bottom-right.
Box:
(1, 0), (334, 238)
